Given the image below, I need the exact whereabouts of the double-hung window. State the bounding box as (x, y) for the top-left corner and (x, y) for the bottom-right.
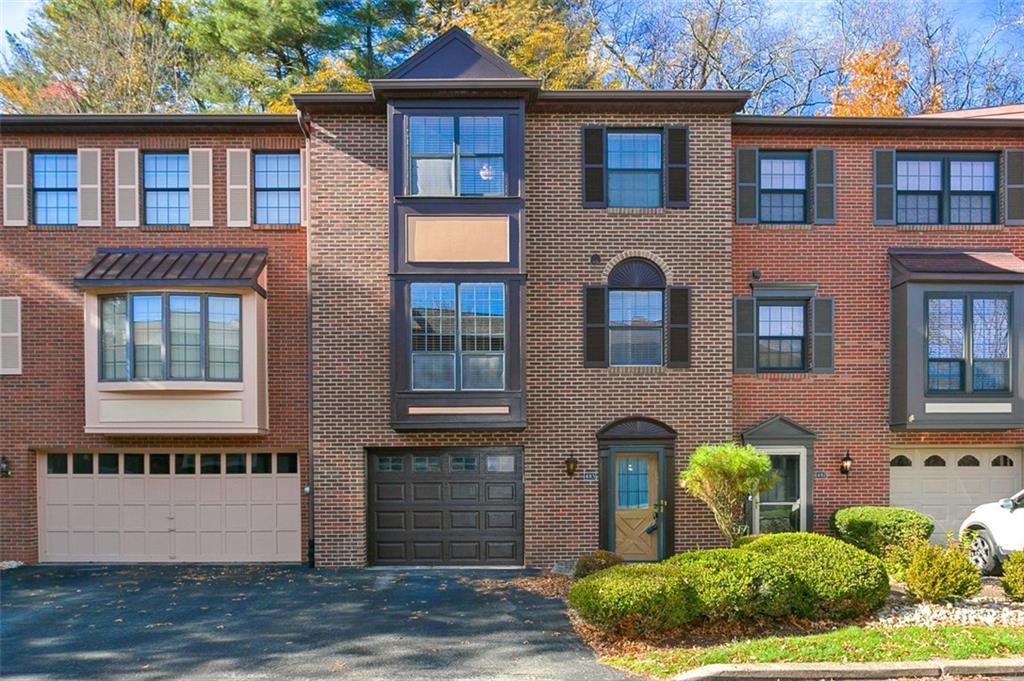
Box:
(609, 289), (664, 366)
(408, 115), (505, 196)
(927, 293), (1010, 393)
(33, 152), (77, 225)
(757, 302), (806, 371)
(896, 153), (997, 225)
(143, 153), (189, 225)
(410, 282), (505, 390)
(100, 292), (241, 381)
(606, 130), (662, 208)
(759, 152), (809, 223)
(254, 152), (301, 224)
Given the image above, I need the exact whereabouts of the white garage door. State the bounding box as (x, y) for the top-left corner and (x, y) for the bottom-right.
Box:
(890, 448), (1022, 540)
(38, 451), (301, 562)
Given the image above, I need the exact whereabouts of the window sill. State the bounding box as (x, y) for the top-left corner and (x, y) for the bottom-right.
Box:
(251, 223), (304, 232)
(608, 365), (667, 375)
(30, 224), (79, 231)
(139, 224), (191, 232)
(891, 223), (1006, 231)
(737, 223), (815, 229)
(96, 381), (244, 393)
(605, 207), (667, 215)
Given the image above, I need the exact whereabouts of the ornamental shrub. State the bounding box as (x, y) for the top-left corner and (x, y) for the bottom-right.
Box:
(1002, 553), (1024, 601)
(664, 548), (807, 620)
(573, 550), (624, 579)
(567, 563), (702, 637)
(905, 540), (982, 603)
(741, 532), (890, 619)
(679, 443), (777, 546)
(830, 506), (934, 581)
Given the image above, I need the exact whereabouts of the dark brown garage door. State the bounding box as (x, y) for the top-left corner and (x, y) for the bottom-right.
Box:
(367, 448), (523, 565)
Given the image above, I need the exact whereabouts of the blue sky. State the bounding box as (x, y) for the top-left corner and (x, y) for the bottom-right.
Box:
(0, 0), (1010, 58)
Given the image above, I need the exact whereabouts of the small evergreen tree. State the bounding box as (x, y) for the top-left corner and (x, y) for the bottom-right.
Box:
(680, 443), (777, 545)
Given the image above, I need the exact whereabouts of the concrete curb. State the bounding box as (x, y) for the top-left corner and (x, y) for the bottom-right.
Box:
(671, 657), (1024, 680)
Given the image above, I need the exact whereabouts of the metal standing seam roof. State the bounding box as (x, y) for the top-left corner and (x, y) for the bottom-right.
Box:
(74, 248), (269, 297)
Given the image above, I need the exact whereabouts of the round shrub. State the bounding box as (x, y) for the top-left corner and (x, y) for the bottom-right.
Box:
(1002, 553), (1024, 601)
(905, 541), (981, 603)
(741, 532), (890, 619)
(831, 506), (934, 580)
(665, 548), (807, 620)
(567, 563), (702, 636)
(573, 550), (624, 579)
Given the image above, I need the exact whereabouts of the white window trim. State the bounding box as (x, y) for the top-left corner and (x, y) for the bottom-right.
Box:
(752, 445), (808, 534)
(0, 296), (22, 375)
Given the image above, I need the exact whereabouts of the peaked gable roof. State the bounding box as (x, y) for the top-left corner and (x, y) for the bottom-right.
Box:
(741, 415), (816, 444)
(384, 27), (529, 81)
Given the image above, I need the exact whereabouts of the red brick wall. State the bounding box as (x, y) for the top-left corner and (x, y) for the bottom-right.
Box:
(0, 131), (310, 563)
(308, 110), (735, 567)
(733, 130), (1024, 531)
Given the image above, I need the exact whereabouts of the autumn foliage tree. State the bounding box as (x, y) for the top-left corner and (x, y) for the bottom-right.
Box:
(831, 42), (910, 116)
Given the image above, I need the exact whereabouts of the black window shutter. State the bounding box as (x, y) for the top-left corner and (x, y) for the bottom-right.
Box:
(813, 148), (836, 224)
(667, 286), (691, 368)
(874, 149), (896, 225)
(582, 127), (606, 208)
(584, 286), (608, 367)
(665, 126), (690, 208)
(812, 297), (835, 373)
(1006, 149), (1024, 225)
(736, 147), (758, 223)
(734, 297), (756, 373)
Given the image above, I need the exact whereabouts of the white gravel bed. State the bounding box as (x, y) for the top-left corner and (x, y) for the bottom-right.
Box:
(0, 560), (24, 571)
(873, 594), (1024, 627)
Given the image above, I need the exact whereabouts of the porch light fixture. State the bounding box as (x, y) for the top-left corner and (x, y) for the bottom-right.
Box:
(565, 455), (579, 478)
(840, 451), (853, 477)
(0, 456), (10, 478)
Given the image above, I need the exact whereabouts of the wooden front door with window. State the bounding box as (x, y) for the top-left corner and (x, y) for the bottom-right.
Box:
(614, 451), (660, 561)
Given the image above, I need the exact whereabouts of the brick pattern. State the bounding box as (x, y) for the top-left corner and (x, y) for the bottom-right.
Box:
(732, 132), (1024, 531)
(0, 132), (309, 563)
(309, 112), (734, 567)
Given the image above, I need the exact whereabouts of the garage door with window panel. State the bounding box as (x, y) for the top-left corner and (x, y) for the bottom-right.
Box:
(890, 448), (1022, 540)
(38, 451), (301, 562)
(367, 448), (523, 565)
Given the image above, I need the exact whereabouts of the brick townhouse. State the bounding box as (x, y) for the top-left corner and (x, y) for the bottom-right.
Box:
(1, 28), (1022, 568)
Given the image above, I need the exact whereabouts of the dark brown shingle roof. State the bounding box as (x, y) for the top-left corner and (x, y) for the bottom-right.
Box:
(74, 248), (268, 296)
(889, 248), (1024, 285)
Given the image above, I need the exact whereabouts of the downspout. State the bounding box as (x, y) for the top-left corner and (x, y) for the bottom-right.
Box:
(298, 109), (316, 568)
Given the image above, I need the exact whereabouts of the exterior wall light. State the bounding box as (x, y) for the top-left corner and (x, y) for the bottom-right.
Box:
(565, 455), (579, 477)
(840, 451), (853, 477)
(0, 456), (11, 478)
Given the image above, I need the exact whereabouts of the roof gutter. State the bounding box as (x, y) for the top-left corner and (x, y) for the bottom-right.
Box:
(0, 113), (300, 134)
(733, 114), (1024, 133)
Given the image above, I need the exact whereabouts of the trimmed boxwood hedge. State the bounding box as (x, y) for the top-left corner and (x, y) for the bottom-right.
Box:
(831, 506), (934, 580)
(567, 563), (702, 636)
(741, 532), (890, 619)
(665, 548), (807, 620)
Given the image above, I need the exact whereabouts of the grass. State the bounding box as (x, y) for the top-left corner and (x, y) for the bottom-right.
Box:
(604, 626), (1024, 678)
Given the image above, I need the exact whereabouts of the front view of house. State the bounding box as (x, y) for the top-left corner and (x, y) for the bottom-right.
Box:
(1, 29), (1023, 568)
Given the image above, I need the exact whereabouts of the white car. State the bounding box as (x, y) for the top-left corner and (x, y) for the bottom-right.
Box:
(960, 489), (1024, 574)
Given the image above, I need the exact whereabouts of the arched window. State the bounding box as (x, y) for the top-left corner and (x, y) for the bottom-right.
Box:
(924, 455), (947, 467)
(608, 259), (665, 366)
(957, 455), (980, 467)
(584, 258), (691, 369)
(993, 455), (1015, 467)
(890, 455), (912, 467)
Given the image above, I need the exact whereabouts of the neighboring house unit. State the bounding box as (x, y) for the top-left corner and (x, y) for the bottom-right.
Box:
(0, 115), (310, 564)
(1, 29), (1023, 567)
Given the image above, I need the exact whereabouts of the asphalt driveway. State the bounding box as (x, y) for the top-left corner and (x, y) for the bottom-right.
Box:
(1, 565), (633, 681)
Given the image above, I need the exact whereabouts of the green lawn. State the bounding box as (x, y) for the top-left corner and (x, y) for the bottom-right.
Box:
(605, 626), (1024, 678)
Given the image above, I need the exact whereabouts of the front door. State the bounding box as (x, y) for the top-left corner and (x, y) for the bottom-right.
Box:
(613, 451), (660, 561)
(753, 446), (807, 534)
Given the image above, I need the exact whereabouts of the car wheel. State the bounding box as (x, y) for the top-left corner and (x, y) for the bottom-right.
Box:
(968, 529), (999, 575)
